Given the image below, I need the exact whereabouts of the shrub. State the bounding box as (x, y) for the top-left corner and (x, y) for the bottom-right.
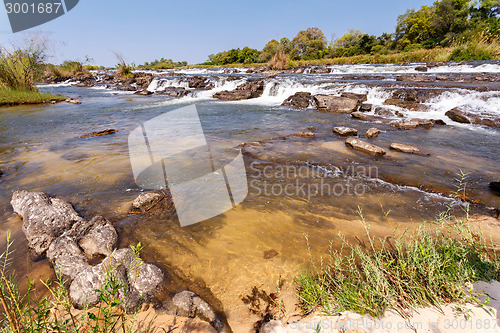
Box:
(268, 50), (289, 70)
(0, 35), (47, 91)
(449, 42), (493, 61)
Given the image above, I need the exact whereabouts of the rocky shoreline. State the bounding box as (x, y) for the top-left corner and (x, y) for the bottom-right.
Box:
(10, 190), (229, 332)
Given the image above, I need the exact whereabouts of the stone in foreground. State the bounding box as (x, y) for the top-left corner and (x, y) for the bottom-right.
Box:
(333, 127), (358, 136)
(390, 143), (421, 154)
(11, 190), (85, 256)
(345, 138), (386, 156)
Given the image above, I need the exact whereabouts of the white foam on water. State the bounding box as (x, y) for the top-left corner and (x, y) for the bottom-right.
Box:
(37, 80), (75, 87)
(326, 62), (500, 75)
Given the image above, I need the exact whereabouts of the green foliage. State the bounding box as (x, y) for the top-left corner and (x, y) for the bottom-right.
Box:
(207, 46), (261, 65)
(0, 89), (65, 106)
(0, 35), (47, 91)
(296, 216), (500, 317)
(290, 27), (327, 60)
(0, 235), (155, 333)
(139, 58), (187, 70)
(449, 41), (493, 60)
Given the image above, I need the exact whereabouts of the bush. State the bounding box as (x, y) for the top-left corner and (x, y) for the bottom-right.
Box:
(268, 50), (289, 70)
(0, 35), (47, 91)
(449, 42), (493, 61)
(403, 43), (423, 52)
(370, 45), (383, 54)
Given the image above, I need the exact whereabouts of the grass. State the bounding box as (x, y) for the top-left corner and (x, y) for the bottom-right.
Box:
(0, 236), (155, 333)
(0, 89), (65, 106)
(296, 209), (500, 318)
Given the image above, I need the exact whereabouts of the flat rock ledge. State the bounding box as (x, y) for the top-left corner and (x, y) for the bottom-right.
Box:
(390, 143), (421, 154)
(345, 138), (386, 157)
(333, 127), (358, 136)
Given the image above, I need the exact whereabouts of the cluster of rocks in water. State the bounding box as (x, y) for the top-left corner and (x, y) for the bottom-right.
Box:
(10, 190), (227, 332)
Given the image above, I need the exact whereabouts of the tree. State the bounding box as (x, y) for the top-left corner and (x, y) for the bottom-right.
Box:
(258, 39), (280, 62)
(290, 27), (327, 60)
(333, 29), (364, 49)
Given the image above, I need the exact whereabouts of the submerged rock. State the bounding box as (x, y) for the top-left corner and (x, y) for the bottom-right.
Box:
(79, 128), (118, 138)
(365, 128), (381, 139)
(134, 89), (153, 95)
(292, 131), (315, 138)
(351, 112), (391, 123)
(131, 191), (164, 212)
(213, 80), (264, 101)
(314, 95), (359, 113)
(345, 138), (386, 156)
(333, 127), (358, 136)
(281, 92), (315, 109)
(65, 98), (82, 104)
(390, 143), (421, 154)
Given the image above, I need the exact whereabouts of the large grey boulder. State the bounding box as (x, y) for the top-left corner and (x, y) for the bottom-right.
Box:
(78, 216), (118, 257)
(213, 80), (264, 101)
(282, 92), (315, 109)
(46, 236), (89, 280)
(314, 95), (359, 113)
(11, 190), (85, 256)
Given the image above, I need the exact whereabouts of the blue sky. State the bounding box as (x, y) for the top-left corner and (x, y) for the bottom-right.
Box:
(0, 0), (434, 66)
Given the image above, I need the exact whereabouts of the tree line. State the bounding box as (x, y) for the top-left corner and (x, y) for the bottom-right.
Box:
(203, 0), (500, 65)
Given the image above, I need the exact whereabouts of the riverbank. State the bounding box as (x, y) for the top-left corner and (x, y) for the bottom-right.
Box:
(0, 89), (65, 106)
(0, 59), (498, 332)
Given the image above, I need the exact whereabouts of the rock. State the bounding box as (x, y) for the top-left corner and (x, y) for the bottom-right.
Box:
(70, 261), (127, 309)
(131, 191), (164, 212)
(79, 128), (117, 138)
(434, 119), (447, 125)
(390, 88), (443, 103)
(11, 190), (85, 256)
(383, 98), (426, 112)
(444, 108), (500, 128)
(260, 320), (286, 333)
(351, 112), (392, 123)
(187, 75), (214, 89)
(281, 92), (315, 109)
(292, 131), (315, 138)
(396, 74), (436, 82)
(307, 126), (317, 131)
(309, 66), (331, 74)
(340, 92), (367, 103)
(359, 103), (372, 111)
(47, 235), (89, 280)
(333, 127), (358, 136)
(446, 108), (470, 123)
(213, 80), (264, 101)
(172, 291), (222, 331)
(314, 95), (359, 113)
(163, 88), (190, 97)
(135, 74), (154, 90)
(345, 138), (386, 156)
(78, 217), (118, 258)
(134, 89), (153, 95)
(365, 128), (380, 139)
(263, 249), (279, 259)
(490, 182), (500, 194)
(415, 66), (428, 72)
(65, 98), (82, 104)
(390, 143), (421, 154)
(391, 119), (434, 130)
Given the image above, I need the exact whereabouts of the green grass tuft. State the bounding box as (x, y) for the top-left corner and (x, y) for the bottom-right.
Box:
(296, 216), (500, 318)
(0, 89), (65, 106)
